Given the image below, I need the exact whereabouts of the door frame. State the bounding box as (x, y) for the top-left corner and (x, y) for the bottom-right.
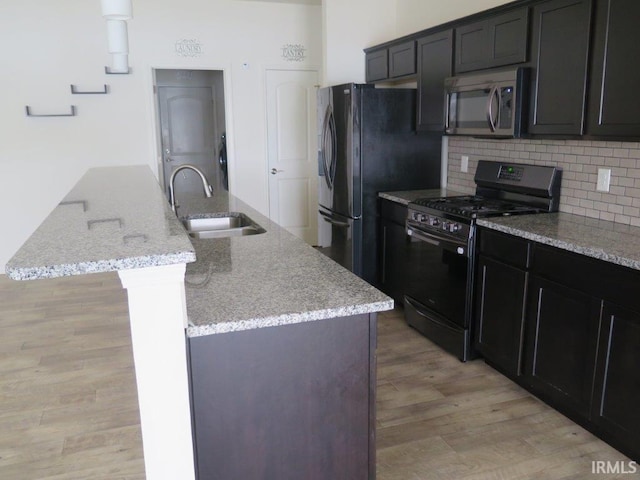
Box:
(150, 66), (235, 195)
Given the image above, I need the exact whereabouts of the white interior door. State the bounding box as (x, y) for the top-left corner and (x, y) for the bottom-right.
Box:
(266, 69), (319, 245)
(158, 86), (219, 199)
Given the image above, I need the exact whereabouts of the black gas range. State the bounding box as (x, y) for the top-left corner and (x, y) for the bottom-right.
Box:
(403, 160), (562, 361)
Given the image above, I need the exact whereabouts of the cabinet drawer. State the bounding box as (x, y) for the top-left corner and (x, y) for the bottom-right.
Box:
(532, 244), (640, 312)
(478, 228), (530, 269)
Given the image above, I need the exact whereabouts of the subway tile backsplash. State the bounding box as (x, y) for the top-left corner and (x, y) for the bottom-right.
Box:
(447, 137), (640, 226)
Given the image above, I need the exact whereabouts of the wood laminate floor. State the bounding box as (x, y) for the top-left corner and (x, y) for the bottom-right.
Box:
(0, 273), (635, 479)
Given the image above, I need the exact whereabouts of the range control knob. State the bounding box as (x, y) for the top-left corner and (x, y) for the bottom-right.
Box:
(448, 223), (460, 233)
(420, 214), (427, 222)
(429, 217), (440, 227)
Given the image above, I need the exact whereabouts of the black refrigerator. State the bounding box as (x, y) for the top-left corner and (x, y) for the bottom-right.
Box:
(317, 83), (441, 286)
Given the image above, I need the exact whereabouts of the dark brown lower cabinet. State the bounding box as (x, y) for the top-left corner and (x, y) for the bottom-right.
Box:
(476, 255), (527, 377)
(475, 227), (640, 461)
(523, 276), (600, 420)
(592, 302), (640, 460)
(188, 313), (377, 480)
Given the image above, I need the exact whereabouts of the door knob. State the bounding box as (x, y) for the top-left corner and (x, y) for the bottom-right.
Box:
(271, 168), (284, 175)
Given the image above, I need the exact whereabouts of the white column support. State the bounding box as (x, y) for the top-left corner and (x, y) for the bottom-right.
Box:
(118, 263), (195, 480)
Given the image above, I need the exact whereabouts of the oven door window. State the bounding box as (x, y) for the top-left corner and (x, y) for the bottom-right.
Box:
(404, 235), (468, 327)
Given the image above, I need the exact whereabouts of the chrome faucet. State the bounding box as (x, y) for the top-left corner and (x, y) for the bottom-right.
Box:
(169, 164), (213, 214)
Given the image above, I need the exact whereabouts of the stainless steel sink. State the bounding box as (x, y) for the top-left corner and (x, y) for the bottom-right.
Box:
(182, 213), (265, 239)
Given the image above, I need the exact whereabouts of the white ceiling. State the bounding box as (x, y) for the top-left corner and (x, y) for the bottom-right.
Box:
(237, 0), (321, 5)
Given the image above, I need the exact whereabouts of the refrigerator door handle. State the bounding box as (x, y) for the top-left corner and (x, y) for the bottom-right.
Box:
(319, 209), (350, 228)
(327, 107), (337, 188)
(320, 105), (337, 190)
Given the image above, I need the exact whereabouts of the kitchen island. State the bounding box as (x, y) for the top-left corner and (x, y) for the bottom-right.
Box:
(6, 165), (393, 480)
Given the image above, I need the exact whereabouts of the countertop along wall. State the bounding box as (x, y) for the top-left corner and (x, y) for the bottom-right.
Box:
(448, 137), (640, 227)
(0, 0), (321, 274)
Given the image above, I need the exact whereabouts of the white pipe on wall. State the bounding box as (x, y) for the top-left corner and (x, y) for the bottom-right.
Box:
(101, 0), (133, 19)
(102, 0), (133, 72)
(106, 19), (128, 54)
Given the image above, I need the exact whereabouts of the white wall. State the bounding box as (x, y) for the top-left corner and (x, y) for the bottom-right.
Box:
(0, 0), (321, 274)
(395, 0), (513, 36)
(322, 0), (396, 85)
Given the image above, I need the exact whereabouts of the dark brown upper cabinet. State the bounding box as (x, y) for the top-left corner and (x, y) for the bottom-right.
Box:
(528, 0), (592, 136)
(365, 40), (416, 83)
(454, 7), (529, 73)
(365, 49), (388, 83)
(389, 41), (416, 78)
(416, 29), (453, 132)
(587, 0), (640, 137)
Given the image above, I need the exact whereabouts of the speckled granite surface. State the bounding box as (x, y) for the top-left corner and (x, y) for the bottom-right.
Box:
(477, 212), (640, 271)
(7, 165), (393, 335)
(379, 188), (468, 205)
(6, 166), (195, 280)
(178, 193), (393, 337)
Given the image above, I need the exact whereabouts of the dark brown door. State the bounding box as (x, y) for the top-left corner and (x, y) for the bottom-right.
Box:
(587, 0), (640, 136)
(416, 29), (453, 132)
(528, 0), (592, 135)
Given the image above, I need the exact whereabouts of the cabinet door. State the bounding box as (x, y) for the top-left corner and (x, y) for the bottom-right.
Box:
(389, 41), (416, 78)
(487, 8), (529, 68)
(416, 29), (453, 132)
(475, 255), (527, 377)
(587, 0), (640, 137)
(455, 20), (489, 73)
(379, 217), (408, 305)
(366, 49), (388, 83)
(524, 276), (599, 419)
(455, 8), (528, 74)
(592, 302), (640, 459)
(529, 0), (592, 135)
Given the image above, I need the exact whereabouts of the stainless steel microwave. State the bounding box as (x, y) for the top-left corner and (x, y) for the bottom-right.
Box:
(444, 67), (527, 138)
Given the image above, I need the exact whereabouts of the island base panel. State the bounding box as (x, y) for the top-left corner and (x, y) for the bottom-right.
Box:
(189, 313), (377, 480)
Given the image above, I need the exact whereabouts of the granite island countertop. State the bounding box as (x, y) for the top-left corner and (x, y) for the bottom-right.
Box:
(6, 165), (393, 337)
(6, 166), (196, 280)
(477, 212), (640, 271)
(177, 192), (393, 337)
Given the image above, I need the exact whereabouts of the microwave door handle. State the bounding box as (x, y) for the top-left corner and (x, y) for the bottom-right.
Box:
(486, 86), (498, 132)
(444, 93), (451, 132)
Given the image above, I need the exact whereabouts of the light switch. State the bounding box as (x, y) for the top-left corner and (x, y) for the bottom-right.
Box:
(597, 168), (611, 192)
(461, 155), (469, 173)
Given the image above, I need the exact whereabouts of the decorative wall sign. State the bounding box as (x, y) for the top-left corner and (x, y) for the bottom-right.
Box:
(281, 44), (306, 62)
(175, 39), (204, 57)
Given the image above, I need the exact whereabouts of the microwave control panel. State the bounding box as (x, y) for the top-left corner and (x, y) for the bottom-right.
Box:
(499, 87), (514, 129)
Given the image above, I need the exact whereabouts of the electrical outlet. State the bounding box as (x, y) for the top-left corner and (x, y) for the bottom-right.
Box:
(461, 155), (469, 173)
(597, 168), (611, 192)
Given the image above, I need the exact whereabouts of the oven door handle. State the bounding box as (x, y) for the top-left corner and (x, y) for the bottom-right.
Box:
(406, 225), (468, 257)
(405, 297), (462, 334)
